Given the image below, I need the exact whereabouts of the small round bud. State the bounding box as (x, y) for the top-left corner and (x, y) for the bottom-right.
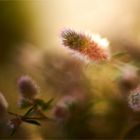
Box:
(17, 75), (39, 100)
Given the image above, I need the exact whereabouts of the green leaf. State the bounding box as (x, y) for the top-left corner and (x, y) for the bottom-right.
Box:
(19, 99), (32, 109)
(34, 99), (45, 106)
(42, 98), (54, 110)
(34, 98), (54, 110)
(24, 104), (37, 117)
(23, 119), (41, 126)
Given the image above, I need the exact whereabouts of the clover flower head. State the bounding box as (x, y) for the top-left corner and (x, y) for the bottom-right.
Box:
(17, 75), (39, 100)
(121, 64), (139, 90)
(122, 64), (138, 78)
(54, 95), (76, 121)
(61, 28), (111, 61)
(128, 86), (140, 111)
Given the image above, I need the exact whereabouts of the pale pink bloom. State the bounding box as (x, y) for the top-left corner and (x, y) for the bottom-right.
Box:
(18, 75), (39, 100)
(53, 95), (76, 121)
(61, 28), (110, 61)
(120, 64), (139, 90)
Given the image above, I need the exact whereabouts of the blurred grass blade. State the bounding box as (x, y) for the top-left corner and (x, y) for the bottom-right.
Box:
(113, 51), (126, 58)
(42, 98), (54, 110)
(24, 104), (37, 117)
(23, 119), (41, 126)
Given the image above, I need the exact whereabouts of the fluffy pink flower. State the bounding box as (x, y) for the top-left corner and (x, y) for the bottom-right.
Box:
(61, 28), (110, 61)
(17, 75), (39, 100)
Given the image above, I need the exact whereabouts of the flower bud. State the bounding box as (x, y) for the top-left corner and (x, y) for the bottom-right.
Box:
(17, 75), (39, 100)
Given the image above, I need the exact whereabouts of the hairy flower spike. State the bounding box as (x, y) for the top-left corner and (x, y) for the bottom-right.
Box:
(128, 86), (140, 111)
(61, 28), (90, 50)
(61, 28), (110, 61)
(18, 75), (39, 100)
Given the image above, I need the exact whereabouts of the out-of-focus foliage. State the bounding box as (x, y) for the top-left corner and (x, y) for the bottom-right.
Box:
(1, 0), (140, 139)
(0, 1), (36, 65)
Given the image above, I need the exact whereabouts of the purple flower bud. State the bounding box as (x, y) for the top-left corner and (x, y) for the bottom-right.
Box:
(18, 75), (39, 100)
